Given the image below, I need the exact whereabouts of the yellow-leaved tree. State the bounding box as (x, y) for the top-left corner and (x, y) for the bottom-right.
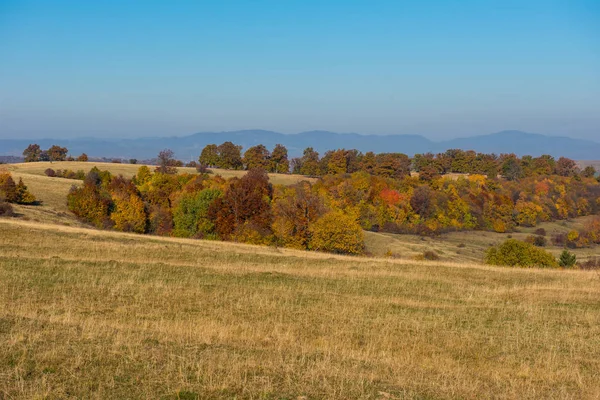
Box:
(308, 210), (364, 254)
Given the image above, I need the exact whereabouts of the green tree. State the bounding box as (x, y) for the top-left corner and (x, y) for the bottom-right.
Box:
(558, 250), (576, 268)
(216, 142), (243, 170)
(173, 188), (222, 238)
(299, 147), (320, 176)
(199, 144), (219, 167)
(269, 144), (289, 173)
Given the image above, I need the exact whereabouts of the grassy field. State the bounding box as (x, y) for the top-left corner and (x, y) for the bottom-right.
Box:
(1, 162), (600, 398)
(365, 216), (600, 263)
(5, 161), (315, 186)
(1, 218), (600, 399)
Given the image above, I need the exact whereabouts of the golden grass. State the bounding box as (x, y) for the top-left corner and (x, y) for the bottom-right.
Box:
(365, 216), (600, 263)
(6, 161), (314, 186)
(1, 218), (600, 399)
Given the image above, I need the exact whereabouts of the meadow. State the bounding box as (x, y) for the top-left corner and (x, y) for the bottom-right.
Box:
(1, 218), (600, 399)
(1, 161), (600, 398)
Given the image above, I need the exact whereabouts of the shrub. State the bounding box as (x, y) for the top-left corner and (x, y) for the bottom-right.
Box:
(44, 168), (56, 177)
(129, 159), (138, 164)
(558, 250), (577, 268)
(0, 201), (14, 216)
(196, 163), (210, 174)
(423, 250), (440, 260)
(535, 228), (546, 236)
(579, 257), (600, 270)
(552, 232), (566, 246)
(308, 211), (364, 254)
(485, 239), (557, 268)
(525, 235), (547, 247)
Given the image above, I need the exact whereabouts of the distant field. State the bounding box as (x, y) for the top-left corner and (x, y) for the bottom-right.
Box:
(365, 215), (600, 263)
(577, 160), (600, 173)
(5, 161), (315, 186)
(1, 218), (599, 399)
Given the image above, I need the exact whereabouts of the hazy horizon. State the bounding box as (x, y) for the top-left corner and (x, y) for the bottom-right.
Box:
(1, 1), (598, 141)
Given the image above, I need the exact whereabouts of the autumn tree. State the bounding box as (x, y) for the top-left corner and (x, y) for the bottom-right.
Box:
(108, 176), (147, 233)
(48, 145), (68, 161)
(299, 147), (320, 176)
(500, 154), (523, 181)
(324, 149), (347, 175)
(374, 153), (411, 179)
(581, 166), (596, 178)
(360, 151), (376, 174)
(23, 144), (41, 162)
(77, 153), (89, 162)
(209, 168), (273, 242)
(269, 144), (289, 173)
(272, 182), (325, 248)
(555, 157), (578, 177)
(243, 144), (270, 170)
(308, 210), (364, 254)
(156, 149), (178, 174)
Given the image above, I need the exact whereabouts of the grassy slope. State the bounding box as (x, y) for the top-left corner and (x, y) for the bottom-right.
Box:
(5, 161), (315, 186)
(1, 218), (600, 399)
(1, 161), (600, 398)
(365, 216), (600, 263)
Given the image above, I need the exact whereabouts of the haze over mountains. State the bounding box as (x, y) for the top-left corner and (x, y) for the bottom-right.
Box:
(1, 130), (599, 161)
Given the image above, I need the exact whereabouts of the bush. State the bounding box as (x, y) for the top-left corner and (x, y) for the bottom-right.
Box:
(525, 235), (547, 247)
(579, 257), (600, 270)
(196, 163), (210, 174)
(308, 211), (364, 254)
(129, 159), (138, 164)
(485, 239), (557, 268)
(423, 250), (440, 260)
(44, 168), (56, 177)
(558, 250), (577, 268)
(535, 228), (546, 236)
(0, 201), (14, 216)
(552, 232), (566, 246)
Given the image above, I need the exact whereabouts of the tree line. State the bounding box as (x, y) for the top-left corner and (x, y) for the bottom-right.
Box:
(197, 142), (596, 181)
(66, 156), (600, 254)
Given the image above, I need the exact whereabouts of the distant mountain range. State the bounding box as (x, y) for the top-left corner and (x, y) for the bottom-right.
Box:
(1, 130), (599, 161)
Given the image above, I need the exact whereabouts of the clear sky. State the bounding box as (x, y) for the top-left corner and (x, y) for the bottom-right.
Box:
(0, 0), (598, 140)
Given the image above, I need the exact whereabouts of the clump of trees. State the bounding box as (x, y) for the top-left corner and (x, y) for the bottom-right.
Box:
(22, 143), (92, 163)
(0, 172), (37, 205)
(45, 168), (86, 180)
(199, 142), (290, 173)
(63, 146), (600, 257)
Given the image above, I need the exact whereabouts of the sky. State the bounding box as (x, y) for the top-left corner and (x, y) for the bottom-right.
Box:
(0, 0), (599, 141)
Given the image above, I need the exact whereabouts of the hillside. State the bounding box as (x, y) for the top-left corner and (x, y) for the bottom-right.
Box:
(1, 218), (600, 399)
(2, 157), (600, 398)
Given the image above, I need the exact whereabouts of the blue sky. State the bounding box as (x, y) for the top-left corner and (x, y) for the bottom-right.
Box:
(0, 0), (598, 140)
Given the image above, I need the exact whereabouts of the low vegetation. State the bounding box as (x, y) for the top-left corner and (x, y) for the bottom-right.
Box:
(1, 219), (600, 399)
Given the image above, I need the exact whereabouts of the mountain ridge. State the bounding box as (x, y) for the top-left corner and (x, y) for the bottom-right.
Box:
(1, 130), (599, 160)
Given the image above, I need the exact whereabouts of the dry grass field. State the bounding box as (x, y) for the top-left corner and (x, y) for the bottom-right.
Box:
(1, 163), (600, 398)
(1, 218), (600, 399)
(5, 161), (315, 186)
